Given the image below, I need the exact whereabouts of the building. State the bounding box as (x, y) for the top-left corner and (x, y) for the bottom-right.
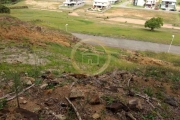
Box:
(144, 0), (156, 9)
(93, 0), (111, 9)
(109, 0), (118, 4)
(161, 0), (176, 10)
(133, 0), (145, 6)
(63, 0), (84, 6)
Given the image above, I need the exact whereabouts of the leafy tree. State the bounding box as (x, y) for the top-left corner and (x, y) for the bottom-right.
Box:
(144, 17), (163, 31)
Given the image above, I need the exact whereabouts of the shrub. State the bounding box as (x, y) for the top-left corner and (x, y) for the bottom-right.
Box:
(144, 17), (163, 31)
(0, 4), (10, 13)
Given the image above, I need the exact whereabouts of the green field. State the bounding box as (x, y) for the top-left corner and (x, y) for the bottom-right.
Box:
(8, 8), (180, 46)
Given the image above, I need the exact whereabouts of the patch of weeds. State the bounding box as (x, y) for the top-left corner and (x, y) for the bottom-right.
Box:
(171, 81), (180, 91)
(102, 95), (117, 105)
(142, 111), (156, 120)
(144, 67), (163, 78)
(155, 91), (164, 100)
(13, 72), (22, 108)
(66, 106), (77, 120)
(160, 103), (174, 118)
(38, 115), (43, 120)
(20, 36), (29, 41)
(144, 87), (154, 97)
(46, 84), (55, 89)
(143, 113), (155, 120)
(169, 75), (180, 82)
(52, 70), (60, 76)
(0, 98), (7, 110)
(59, 82), (67, 87)
(31, 19), (43, 23)
(34, 79), (42, 85)
(27, 66), (42, 78)
(100, 109), (107, 119)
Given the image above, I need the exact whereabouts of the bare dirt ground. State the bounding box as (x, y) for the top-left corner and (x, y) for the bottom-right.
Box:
(25, 0), (62, 9)
(74, 7), (180, 29)
(0, 16), (71, 65)
(107, 17), (180, 29)
(0, 16), (71, 47)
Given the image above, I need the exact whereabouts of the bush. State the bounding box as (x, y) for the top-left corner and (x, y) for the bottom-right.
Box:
(144, 17), (163, 31)
(0, 4), (10, 13)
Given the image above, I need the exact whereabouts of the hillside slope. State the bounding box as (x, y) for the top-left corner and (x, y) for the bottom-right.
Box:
(0, 16), (179, 120)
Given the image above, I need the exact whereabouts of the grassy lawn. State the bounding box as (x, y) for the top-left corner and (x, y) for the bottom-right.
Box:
(9, 9), (180, 46)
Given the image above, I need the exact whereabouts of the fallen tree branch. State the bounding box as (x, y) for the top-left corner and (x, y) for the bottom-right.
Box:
(70, 82), (75, 89)
(65, 97), (82, 120)
(136, 93), (163, 119)
(0, 92), (15, 100)
(0, 84), (35, 101)
(126, 112), (137, 120)
(136, 93), (155, 108)
(127, 75), (133, 87)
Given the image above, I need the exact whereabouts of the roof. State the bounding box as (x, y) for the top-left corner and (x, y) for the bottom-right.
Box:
(94, 0), (109, 2)
(162, 0), (176, 2)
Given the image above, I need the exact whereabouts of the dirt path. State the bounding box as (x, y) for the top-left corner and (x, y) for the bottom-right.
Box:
(107, 17), (180, 30)
(72, 33), (180, 55)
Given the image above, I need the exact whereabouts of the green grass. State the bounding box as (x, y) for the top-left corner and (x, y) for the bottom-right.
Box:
(8, 9), (180, 46)
(0, 8), (180, 81)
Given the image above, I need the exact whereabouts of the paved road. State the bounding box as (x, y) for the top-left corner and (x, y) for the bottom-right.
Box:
(72, 33), (180, 55)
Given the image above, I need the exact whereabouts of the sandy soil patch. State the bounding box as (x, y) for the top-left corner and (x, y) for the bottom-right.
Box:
(25, 0), (60, 9)
(108, 17), (145, 25)
(107, 17), (180, 30)
(68, 12), (79, 16)
(0, 16), (71, 46)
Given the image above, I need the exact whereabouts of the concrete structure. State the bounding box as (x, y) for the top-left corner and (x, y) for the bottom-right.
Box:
(161, 0), (176, 10)
(109, 0), (118, 4)
(63, 0), (84, 6)
(93, 0), (111, 8)
(144, 0), (156, 9)
(133, 0), (145, 6)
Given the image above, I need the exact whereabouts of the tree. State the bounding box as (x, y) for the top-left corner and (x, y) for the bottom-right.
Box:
(144, 17), (163, 31)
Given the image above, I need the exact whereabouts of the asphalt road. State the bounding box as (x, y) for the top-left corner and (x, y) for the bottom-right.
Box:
(72, 33), (180, 55)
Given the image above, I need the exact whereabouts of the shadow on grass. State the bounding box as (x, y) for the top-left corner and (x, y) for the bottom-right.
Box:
(141, 28), (163, 33)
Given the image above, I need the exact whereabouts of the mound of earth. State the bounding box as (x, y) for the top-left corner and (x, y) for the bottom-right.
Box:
(0, 16), (71, 47)
(123, 52), (172, 66)
(0, 71), (179, 120)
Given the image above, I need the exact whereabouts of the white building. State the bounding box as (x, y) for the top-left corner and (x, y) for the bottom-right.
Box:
(144, 0), (156, 9)
(93, 0), (111, 8)
(133, 0), (145, 6)
(109, 0), (118, 4)
(161, 0), (176, 10)
(63, 0), (84, 6)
